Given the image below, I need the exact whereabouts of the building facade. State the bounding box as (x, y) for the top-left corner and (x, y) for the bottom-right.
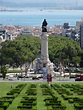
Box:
(80, 24), (83, 48)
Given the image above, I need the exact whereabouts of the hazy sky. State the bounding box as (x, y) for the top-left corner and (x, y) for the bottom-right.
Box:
(0, 0), (83, 8)
(1, 0), (83, 3)
(0, 0), (83, 4)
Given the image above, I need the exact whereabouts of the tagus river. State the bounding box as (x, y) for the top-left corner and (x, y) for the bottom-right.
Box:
(0, 10), (83, 26)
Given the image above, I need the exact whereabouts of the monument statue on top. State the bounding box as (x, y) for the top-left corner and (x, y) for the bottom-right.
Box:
(41, 19), (54, 82)
(42, 19), (48, 32)
(27, 19), (54, 82)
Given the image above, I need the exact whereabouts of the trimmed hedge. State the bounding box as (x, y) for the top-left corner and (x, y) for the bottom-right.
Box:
(0, 84), (26, 110)
(17, 84), (37, 110)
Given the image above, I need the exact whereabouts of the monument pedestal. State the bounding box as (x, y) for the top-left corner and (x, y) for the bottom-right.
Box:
(40, 32), (54, 81)
(31, 20), (54, 81)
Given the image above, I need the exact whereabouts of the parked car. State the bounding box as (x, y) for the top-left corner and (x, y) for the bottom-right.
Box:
(8, 75), (14, 80)
(32, 76), (39, 80)
(69, 74), (75, 78)
(75, 74), (83, 81)
(18, 75), (24, 78)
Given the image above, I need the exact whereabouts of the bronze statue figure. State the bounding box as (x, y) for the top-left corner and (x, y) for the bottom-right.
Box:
(42, 19), (48, 32)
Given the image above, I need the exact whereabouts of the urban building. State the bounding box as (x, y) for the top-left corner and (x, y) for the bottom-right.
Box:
(80, 24), (83, 48)
(0, 29), (12, 43)
(76, 20), (83, 31)
(21, 28), (32, 36)
(63, 23), (69, 29)
(62, 22), (77, 40)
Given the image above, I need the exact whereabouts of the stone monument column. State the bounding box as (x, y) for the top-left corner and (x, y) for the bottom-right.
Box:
(41, 32), (49, 65)
(41, 19), (53, 82)
(41, 19), (49, 66)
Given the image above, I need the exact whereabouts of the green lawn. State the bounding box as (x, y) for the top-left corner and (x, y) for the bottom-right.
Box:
(0, 82), (83, 110)
(0, 82), (20, 97)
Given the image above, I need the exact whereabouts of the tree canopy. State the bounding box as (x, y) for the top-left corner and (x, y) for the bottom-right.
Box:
(0, 34), (82, 67)
(48, 35), (81, 66)
(0, 35), (41, 67)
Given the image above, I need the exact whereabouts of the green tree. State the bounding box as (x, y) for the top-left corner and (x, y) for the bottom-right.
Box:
(0, 35), (41, 67)
(0, 34), (82, 68)
(48, 35), (81, 66)
(1, 66), (7, 79)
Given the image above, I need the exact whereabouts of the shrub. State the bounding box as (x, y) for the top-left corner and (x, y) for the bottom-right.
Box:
(47, 106), (53, 110)
(62, 94), (68, 100)
(32, 105), (37, 110)
(68, 99), (74, 103)
(74, 103), (83, 109)
(0, 108), (4, 110)
(0, 102), (9, 109)
(30, 84), (37, 88)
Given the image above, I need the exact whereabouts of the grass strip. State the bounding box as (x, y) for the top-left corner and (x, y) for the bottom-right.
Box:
(37, 83), (47, 110)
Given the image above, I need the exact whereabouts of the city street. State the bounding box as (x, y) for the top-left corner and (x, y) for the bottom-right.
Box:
(0, 76), (75, 82)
